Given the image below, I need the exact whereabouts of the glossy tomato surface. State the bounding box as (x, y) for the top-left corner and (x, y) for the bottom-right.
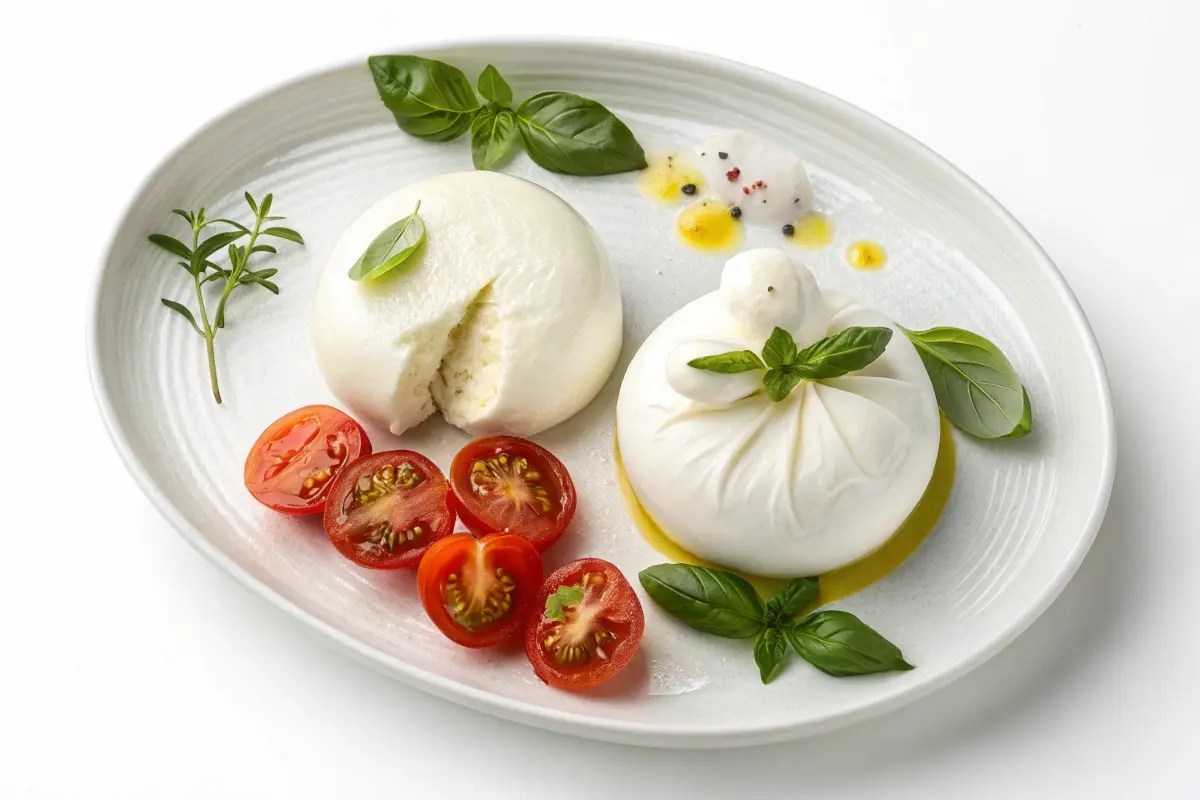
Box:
(417, 533), (543, 648)
(449, 436), (577, 552)
(243, 405), (371, 516)
(323, 450), (455, 569)
(525, 558), (644, 690)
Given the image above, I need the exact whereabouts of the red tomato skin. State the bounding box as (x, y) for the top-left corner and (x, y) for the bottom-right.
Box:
(322, 450), (455, 570)
(244, 405), (371, 516)
(449, 436), (578, 553)
(417, 533), (544, 648)
(525, 558), (645, 690)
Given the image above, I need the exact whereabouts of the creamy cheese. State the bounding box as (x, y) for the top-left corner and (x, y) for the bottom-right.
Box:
(616, 249), (940, 577)
(694, 131), (814, 226)
(313, 172), (623, 437)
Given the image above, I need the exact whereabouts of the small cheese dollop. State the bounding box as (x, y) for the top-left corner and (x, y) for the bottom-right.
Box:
(695, 131), (815, 226)
(313, 172), (623, 437)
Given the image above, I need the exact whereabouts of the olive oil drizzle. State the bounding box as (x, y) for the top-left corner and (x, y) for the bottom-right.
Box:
(614, 415), (956, 606)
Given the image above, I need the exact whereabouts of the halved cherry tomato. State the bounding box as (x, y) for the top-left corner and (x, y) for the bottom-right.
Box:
(417, 533), (543, 648)
(244, 405), (371, 516)
(323, 450), (455, 569)
(525, 558), (644, 690)
(449, 436), (577, 552)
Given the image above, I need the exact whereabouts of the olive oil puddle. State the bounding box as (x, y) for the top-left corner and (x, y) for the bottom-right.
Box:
(615, 416), (956, 607)
(675, 198), (742, 252)
(788, 211), (834, 250)
(847, 240), (887, 270)
(637, 151), (705, 203)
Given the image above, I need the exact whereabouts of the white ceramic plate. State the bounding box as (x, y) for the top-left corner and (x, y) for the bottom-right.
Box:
(88, 39), (1115, 748)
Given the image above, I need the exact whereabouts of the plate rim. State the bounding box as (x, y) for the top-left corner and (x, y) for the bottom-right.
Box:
(86, 35), (1117, 748)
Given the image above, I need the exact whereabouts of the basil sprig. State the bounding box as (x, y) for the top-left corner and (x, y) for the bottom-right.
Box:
(689, 326), (893, 403)
(899, 326), (1032, 439)
(369, 56), (646, 177)
(690, 321), (1034, 440)
(639, 565), (911, 684)
(347, 201), (426, 282)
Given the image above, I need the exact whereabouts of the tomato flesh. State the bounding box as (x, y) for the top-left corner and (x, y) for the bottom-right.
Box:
(525, 558), (644, 690)
(417, 533), (543, 648)
(449, 436), (577, 552)
(244, 405), (371, 516)
(323, 450), (455, 569)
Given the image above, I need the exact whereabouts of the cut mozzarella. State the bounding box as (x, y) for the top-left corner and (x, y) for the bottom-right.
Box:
(616, 250), (940, 577)
(313, 172), (623, 437)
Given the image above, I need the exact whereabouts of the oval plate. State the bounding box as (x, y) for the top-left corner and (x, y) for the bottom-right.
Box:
(88, 39), (1115, 748)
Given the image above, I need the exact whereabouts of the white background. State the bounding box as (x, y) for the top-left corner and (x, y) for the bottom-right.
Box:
(2, 0), (1197, 796)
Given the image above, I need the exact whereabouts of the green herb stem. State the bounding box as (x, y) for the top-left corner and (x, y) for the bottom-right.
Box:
(215, 211), (263, 330)
(187, 223), (223, 403)
(149, 193), (302, 405)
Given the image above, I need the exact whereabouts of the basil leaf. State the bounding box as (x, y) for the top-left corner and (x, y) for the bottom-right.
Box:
(470, 105), (520, 170)
(544, 585), (584, 620)
(368, 55), (480, 142)
(793, 326), (893, 379)
(764, 366), (805, 402)
(761, 326), (798, 369)
(764, 578), (818, 625)
(785, 610), (913, 677)
(477, 64), (513, 107)
(754, 628), (789, 684)
(348, 201), (426, 281)
(687, 350), (765, 374)
(899, 325), (1031, 439)
(639, 564), (766, 639)
(516, 91), (646, 176)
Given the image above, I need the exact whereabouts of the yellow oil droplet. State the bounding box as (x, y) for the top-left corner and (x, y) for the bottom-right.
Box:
(789, 211), (835, 250)
(637, 151), (705, 203)
(847, 240), (888, 270)
(675, 198), (742, 252)
(614, 416), (956, 605)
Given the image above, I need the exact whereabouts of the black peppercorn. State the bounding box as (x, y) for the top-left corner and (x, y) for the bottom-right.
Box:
(718, 151), (728, 159)
(730, 206), (743, 219)
(782, 223), (796, 236)
(681, 183), (697, 195)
